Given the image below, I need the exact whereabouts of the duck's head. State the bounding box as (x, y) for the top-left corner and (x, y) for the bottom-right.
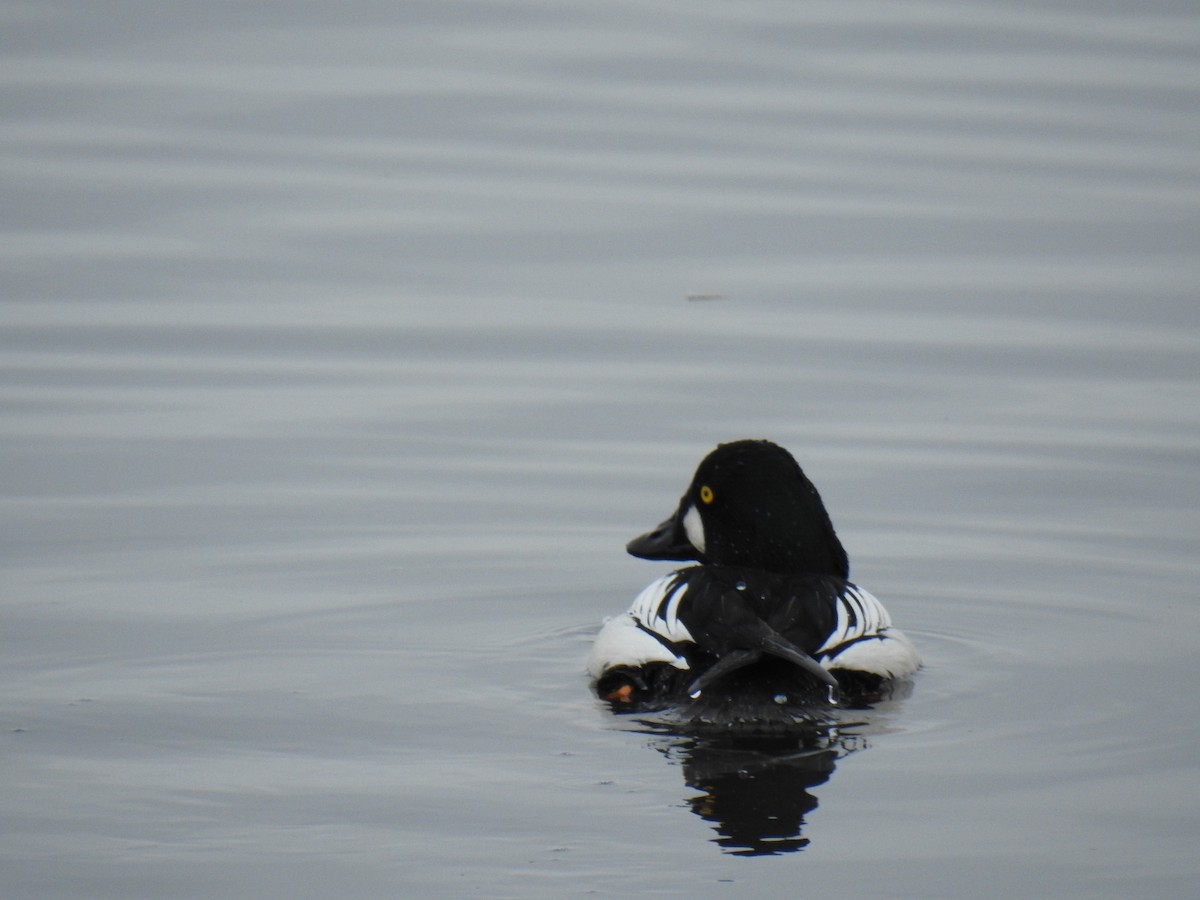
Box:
(626, 439), (849, 578)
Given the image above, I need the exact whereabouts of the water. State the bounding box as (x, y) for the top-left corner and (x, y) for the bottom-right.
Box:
(3, 1), (1199, 897)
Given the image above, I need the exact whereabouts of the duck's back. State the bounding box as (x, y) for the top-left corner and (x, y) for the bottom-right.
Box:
(588, 566), (920, 714)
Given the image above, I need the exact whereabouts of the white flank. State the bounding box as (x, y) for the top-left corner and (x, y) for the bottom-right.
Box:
(821, 628), (921, 679)
(815, 586), (921, 678)
(587, 575), (694, 679)
(586, 612), (689, 678)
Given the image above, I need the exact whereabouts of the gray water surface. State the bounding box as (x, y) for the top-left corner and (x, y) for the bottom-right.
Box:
(3, 2), (1199, 897)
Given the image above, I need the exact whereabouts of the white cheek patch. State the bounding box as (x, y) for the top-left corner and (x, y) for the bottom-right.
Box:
(682, 504), (706, 554)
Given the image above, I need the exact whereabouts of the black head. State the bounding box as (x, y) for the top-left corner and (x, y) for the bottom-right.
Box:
(626, 439), (849, 578)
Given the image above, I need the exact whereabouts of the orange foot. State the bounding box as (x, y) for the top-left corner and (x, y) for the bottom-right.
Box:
(604, 683), (634, 703)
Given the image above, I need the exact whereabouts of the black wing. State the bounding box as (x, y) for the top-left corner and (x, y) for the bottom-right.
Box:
(666, 567), (846, 695)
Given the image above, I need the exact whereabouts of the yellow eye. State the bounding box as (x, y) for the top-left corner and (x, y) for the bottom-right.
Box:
(699, 485), (715, 504)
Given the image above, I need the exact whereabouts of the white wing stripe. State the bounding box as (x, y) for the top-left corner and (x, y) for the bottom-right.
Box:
(817, 586), (893, 655)
(628, 575), (694, 644)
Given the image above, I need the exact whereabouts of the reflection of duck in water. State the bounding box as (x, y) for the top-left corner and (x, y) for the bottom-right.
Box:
(628, 689), (914, 854)
(589, 440), (920, 723)
(656, 724), (853, 855)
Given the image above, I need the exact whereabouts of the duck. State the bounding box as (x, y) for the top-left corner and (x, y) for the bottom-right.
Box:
(588, 439), (920, 715)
